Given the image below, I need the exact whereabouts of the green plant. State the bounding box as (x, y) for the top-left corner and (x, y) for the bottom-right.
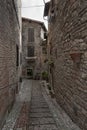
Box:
(48, 60), (54, 67)
(42, 71), (48, 81)
(47, 84), (51, 90)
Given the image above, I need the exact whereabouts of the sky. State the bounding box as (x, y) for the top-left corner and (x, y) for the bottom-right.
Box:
(21, 0), (50, 28)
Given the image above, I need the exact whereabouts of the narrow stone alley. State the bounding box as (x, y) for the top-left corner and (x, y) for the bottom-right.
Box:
(0, 1), (87, 130)
(2, 80), (82, 130)
(28, 81), (57, 130)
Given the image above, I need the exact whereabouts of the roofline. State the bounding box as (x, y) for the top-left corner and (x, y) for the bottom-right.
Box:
(22, 17), (47, 32)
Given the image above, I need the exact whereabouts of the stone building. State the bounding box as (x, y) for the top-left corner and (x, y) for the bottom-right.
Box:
(22, 18), (47, 79)
(44, 0), (87, 130)
(0, 0), (21, 128)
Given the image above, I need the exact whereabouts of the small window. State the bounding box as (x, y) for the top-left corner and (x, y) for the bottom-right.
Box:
(28, 28), (34, 42)
(44, 33), (47, 39)
(27, 69), (33, 77)
(27, 46), (34, 57)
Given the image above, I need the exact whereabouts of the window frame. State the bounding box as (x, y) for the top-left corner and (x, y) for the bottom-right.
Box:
(27, 46), (34, 57)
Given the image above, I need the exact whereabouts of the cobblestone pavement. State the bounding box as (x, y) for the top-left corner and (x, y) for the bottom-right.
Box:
(28, 81), (58, 130)
(2, 80), (32, 130)
(28, 80), (81, 130)
(2, 80), (82, 130)
(41, 82), (81, 130)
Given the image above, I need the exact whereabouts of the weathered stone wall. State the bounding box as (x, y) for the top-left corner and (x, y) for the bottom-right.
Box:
(48, 0), (87, 129)
(22, 18), (45, 78)
(0, 0), (20, 128)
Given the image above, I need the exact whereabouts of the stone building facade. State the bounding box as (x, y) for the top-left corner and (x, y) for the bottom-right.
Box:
(44, 0), (87, 129)
(22, 18), (47, 79)
(0, 0), (21, 128)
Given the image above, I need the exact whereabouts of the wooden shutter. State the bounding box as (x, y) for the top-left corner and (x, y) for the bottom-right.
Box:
(28, 28), (34, 42)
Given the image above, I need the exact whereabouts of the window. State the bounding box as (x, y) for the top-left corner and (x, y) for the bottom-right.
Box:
(27, 46), (34, 57)
(16, 45), (19, 66)
(28, 28), (34, 42)
(27, 69), (33, 77)
(44, 33), (47, 39)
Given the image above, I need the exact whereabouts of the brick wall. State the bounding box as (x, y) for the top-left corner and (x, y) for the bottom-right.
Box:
(48, 0), (87, 129)
(0, 0), (20, 128)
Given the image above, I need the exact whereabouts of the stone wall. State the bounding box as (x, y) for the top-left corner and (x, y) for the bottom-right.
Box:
(48, 0), (87, 129)
(22, 18), (46, 79)
(0, 0), (20, 128)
